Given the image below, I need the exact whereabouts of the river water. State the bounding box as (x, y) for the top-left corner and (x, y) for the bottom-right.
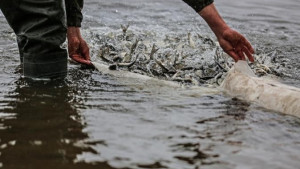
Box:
(1, 0), (300, 169)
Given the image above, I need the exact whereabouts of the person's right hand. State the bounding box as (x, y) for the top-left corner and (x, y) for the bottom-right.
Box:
(67, 27), (92, 65)
(199, 3), (255, 62)
(218, 28), (255, 62)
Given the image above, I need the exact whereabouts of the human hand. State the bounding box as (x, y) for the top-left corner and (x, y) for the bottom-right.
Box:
(218, 28), (255, 62)
(67, 27), (92, 65)
(199, 4), (255, 62)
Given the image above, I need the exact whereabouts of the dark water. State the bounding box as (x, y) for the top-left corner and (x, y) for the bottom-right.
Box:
(1, 0), (300, 169)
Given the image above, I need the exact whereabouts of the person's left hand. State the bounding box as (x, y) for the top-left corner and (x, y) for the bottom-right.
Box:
(218, 28), (255, 62)
(67, 27), (92, 65)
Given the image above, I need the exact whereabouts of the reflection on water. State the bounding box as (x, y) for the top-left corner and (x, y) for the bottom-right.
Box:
(0, 78), (106, 169)
(0, 65), (300, 169)
(1, 0), (300, 169)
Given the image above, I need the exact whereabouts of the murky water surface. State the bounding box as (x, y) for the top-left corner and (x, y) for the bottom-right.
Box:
(1, 0), (300, 169)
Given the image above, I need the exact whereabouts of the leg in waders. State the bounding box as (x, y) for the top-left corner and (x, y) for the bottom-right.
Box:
(0, 0), (68, 79)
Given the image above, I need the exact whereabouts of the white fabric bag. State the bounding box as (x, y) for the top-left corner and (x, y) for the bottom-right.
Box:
(221, 61), (300, 117)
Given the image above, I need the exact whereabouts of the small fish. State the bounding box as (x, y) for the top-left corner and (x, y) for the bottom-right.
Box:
(155, 58), (170, 73)
(99, 47), (113, 63)
(113, 55), (123, 63)
(258, 64), (271, 73)
(255, 68), (268, 75)
(188, 32), (196, 48)
(121, 24), (130, 34)
(143, 44), (159, 64)
(214, 72), (223, 85)
(149, 44), (159, 60)
(171, 71), (180, 79)
(122, 52), (131, 63)
(130, 39), (139, 55)
(177, 51), (183, 64)
(117, 54), (139, 68)
(171, 53), (178, 66)
(146, 61), (155, 77)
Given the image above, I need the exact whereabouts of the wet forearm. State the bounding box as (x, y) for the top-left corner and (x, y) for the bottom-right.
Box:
(199, 3), (230, 39)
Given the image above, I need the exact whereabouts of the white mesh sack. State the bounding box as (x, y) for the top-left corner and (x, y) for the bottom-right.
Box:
(221, 61), (300, 117)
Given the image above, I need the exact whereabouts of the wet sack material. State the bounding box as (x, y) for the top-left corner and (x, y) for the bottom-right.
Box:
(221, 61), (300, 117)
(0, 0), (68, 79)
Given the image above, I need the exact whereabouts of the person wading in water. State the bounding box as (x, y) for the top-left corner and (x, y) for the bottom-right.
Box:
(0, 0), (254, 79)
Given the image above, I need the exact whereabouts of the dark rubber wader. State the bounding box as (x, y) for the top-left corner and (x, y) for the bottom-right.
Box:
(0, 0), (68, 79)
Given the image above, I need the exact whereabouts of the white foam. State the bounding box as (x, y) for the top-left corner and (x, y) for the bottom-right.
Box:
(92, 61), (219, 95)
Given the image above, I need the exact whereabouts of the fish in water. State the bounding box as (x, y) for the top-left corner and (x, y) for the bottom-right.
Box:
(93, 25), (285, 87)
